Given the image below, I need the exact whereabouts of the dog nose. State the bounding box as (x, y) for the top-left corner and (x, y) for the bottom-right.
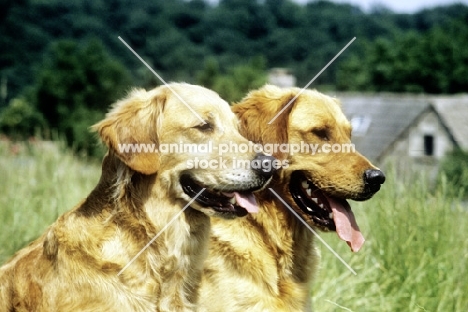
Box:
(364, 169), (386, 186)
(252, 153), (278, 178)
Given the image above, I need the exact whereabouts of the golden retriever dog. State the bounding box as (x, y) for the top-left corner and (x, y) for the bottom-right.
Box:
(199, 85), (385, 311)
(0, 83), (275, 311)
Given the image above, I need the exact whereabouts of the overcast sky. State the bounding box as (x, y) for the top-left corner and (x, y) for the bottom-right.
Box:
(294, 0), (468, 13)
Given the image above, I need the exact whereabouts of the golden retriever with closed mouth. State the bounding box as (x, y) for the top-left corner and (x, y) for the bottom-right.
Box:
(0, 83), (275, 311)
(199, 85), (385, 311)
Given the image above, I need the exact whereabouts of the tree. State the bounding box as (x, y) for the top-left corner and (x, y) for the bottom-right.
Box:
(196, 57), (220, 89)
(196, 56), (267, 103)
(33, 38), (131, 155)
(2, 0), (468, 110)
(337, 18), (468, 93)
(0, 97), (45, 139)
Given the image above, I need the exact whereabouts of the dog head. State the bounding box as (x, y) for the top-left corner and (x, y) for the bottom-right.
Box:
(93, 83), (276, 219)
(233, 85), (385, 251)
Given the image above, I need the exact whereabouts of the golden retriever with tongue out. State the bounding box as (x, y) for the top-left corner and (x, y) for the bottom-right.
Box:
(0, 83), (275, 312)
(291, 171), (366, 252)
(199, 85), (385, 311)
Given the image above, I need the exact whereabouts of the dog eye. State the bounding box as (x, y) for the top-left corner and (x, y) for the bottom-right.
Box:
(312, 128), (329, 141)
(195, 122), (213, 132)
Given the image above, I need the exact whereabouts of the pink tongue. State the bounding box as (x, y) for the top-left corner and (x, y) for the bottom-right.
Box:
(234, 192), (259, 213)
(224, 192), (259, 213)
(327, 197), (365, 252)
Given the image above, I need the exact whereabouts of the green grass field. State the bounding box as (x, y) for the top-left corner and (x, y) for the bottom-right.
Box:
(1, 141), (467, 311)
(312, 169), (468, 311)
(0, 140), (100, 263)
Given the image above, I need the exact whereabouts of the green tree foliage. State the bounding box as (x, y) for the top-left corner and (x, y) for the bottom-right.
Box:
(338, 17), (468, 93)
(1, 0), (468, 154)
(0, 97), (45, 139)
(1, 0), (467, 102)
(196, 56), (267, 103)
(33, 39), (131, 155)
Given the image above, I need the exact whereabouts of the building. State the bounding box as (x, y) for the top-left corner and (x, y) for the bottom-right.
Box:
(338, 93), (468, 178)
(268, 68), (296, 88)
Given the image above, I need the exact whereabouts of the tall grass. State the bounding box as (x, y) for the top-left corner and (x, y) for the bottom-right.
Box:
(1, 142), (467, 311)
(0, 140), (100, 263)
(312, 167), (468, 311)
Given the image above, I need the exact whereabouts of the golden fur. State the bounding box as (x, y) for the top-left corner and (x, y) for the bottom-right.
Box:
(199, 85), (385, 311)
(0, 83), (272, 311)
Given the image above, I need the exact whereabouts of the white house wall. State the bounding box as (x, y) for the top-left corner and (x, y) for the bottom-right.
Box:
(407, 109), (453, 159)
(381, 108), (455, 179)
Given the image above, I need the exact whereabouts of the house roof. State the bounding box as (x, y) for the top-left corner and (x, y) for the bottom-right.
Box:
(431, 95), (468, 150)
(335, 93), (468, 162)
(335, 93), (429, 162)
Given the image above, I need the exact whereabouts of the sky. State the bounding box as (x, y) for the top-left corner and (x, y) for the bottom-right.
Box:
(294, 0), (468, 13)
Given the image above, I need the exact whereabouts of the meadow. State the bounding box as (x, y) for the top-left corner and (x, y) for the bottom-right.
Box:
(0, 141), (467, 311)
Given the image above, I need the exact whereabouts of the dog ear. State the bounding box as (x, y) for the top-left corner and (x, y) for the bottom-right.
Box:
(92, 87), (166, 175)
(232, 85), (295, 160)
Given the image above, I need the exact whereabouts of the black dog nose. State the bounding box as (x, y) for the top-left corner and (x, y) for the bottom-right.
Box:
(364, 169), (386, 186)
(252, 153), (278, 179)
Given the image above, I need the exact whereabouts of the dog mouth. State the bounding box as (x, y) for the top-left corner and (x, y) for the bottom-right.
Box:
(289, 171), (365, 252)
(180, 174), (259, 217)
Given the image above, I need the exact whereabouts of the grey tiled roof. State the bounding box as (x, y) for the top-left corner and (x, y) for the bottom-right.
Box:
(431, 96), (468, 150)
(337, 93), (431, 161)
(334, 93), (468, 162)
